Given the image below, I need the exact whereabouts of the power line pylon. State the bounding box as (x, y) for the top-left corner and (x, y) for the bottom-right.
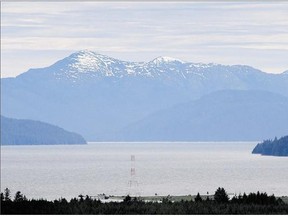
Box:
(128, 155), (139, 196)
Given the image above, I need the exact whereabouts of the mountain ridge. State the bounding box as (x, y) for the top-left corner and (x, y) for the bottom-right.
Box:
(111, 90), (288, 141)
(15, 50), (281, 81)
(2, 51), (288, 141)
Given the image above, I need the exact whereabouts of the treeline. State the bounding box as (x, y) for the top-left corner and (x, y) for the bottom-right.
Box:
(252, 135), (288, 156)
(1, 187), (288, 214)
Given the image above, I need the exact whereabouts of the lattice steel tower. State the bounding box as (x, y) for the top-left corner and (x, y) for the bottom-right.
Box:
(128, 155), (139, 196)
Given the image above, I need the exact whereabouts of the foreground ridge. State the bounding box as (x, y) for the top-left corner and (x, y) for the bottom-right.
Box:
(1, 187), (287, 214)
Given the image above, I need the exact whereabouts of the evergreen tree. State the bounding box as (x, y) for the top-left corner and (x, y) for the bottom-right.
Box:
(214, 187), (229, 203)
(78, 194), (84, 202)
(194, 193), (202, 202)
(14, 191), (24, 202)
(4, 188), (11, 201)
(0, 192), (4, 202)
(123, 195), (132, 203)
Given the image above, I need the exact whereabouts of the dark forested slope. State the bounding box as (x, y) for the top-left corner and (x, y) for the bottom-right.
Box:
(1, 116), (86, 145)
(252, 136), (288, 156)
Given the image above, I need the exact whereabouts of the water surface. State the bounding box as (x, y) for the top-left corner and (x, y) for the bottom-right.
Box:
(1, 142), (288, 200)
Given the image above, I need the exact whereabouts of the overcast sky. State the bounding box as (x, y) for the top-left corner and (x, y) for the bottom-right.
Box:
(2, 2), (288, 77)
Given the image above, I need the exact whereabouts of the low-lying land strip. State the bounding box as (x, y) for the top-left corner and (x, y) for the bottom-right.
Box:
(1, 187), (288, 214)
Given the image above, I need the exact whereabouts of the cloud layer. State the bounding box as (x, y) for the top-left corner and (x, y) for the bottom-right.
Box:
(2, 2), (288, 77)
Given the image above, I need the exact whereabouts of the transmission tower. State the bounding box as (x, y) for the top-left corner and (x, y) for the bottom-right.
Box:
(128, 155), (139, 196)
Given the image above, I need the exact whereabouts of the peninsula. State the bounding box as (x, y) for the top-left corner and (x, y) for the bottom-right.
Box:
(1, 115), (86, 145)
(252, 136), (288, 156)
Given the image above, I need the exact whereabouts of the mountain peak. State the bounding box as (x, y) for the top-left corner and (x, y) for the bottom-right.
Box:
(66, 50), (119, 74)
(150, 56), (185, 65)
(74, 49), (96, 55)
(70, 50), (112, 63)
(19, 50), (284, 83)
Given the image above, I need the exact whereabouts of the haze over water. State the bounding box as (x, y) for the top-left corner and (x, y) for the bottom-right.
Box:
(1, 142), (288, 200)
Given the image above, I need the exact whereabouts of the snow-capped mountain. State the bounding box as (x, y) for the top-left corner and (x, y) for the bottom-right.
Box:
(18, 50), (267, 83)
(16, 50), (288, 99)
(2, 50), (288, 141)
(18, 50), (143, 81)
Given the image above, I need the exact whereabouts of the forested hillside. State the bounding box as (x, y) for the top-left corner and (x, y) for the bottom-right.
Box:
(252, 136), (288, 156)
(1, 116), (86, 145)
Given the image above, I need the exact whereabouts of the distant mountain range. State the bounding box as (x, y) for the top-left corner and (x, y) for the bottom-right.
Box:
(112, 90), (288, 141)
(1, 116), (86, 145)
(1, 50), (288, 141)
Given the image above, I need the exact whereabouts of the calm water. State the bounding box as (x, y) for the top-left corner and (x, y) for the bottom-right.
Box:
(1, 142), (288, 200)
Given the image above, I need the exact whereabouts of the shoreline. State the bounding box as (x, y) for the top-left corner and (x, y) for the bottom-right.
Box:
(2, 190), (288, 214)
(107, 194), (288, 204)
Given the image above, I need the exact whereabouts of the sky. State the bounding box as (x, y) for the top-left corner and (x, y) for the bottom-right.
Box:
(1, 2), (288, 78)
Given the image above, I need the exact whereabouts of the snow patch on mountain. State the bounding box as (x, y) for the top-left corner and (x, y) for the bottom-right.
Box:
(21, 50), (286, 83)
(189, 62), (219, 69)
(149, 56), (186, 66)
(64, 50), (150, 79)
(67, 50), (119, 75)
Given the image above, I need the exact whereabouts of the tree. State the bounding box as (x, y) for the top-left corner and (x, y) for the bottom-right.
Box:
(4, 188), (11, 201)
(0, 192), (4, 202)
(162, 195), (172, 204)
(78, 194), (84, 202)
(14, 191), (24, 202)
(214, 187), (229, 203)
(194, 193), (202, 202)
(123, 195), (132, 203)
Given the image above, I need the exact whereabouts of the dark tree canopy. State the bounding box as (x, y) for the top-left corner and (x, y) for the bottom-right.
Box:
(4, 188), (11, 202)
(214, 187), (229, 203)
(1, 188), (287, 214)
(14, 191), (24, 202)
(194, 193), (202, 202)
